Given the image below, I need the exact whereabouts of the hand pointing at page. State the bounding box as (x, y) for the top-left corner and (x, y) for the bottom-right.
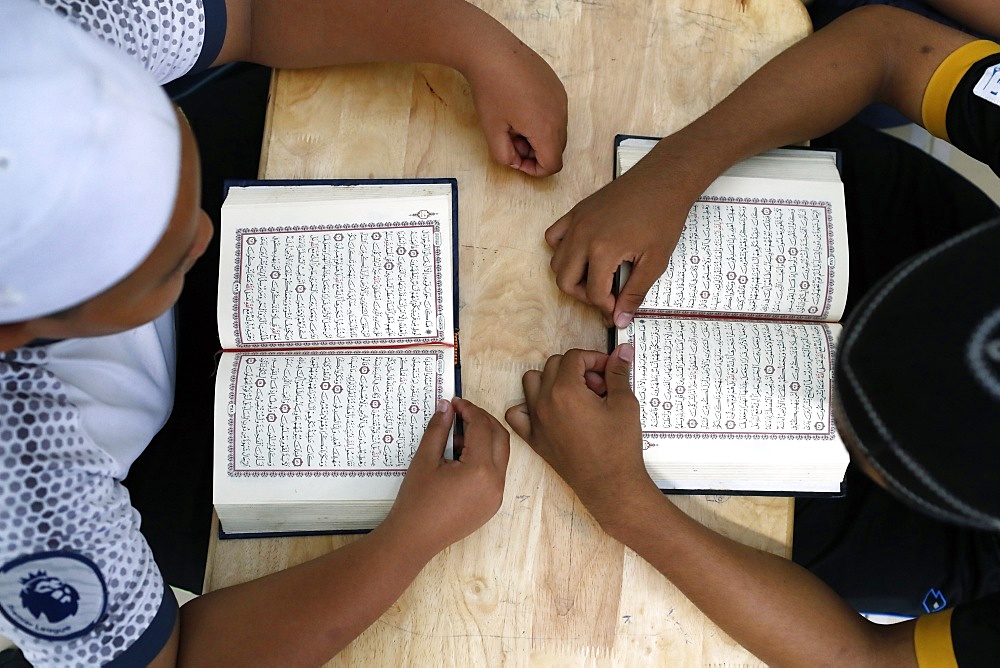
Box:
(544, 139), (704, 328)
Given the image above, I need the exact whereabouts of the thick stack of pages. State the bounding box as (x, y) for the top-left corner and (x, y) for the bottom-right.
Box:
(212, 180), (458, 535)
(615, 137), (851, 494)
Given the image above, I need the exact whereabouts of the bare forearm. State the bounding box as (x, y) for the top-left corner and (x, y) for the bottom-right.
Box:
(224, 0), (519, 75)
(176, 525), (436, 666)
(508, 348), (915, 665)
(597, 489), (915, 667)
(633, 6), (975, 208)
(171, 399), (509, 666)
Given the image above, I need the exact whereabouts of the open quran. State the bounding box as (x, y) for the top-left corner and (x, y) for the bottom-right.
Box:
(212, 179), (458, 535)
(614, 137), (850, 494)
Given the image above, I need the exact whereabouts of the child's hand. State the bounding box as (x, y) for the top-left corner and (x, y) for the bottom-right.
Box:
(382, 397), (510, 557)
(461, 29), (567, 177)
(505, 345), (657, 526)
(545, 157), (689, 327)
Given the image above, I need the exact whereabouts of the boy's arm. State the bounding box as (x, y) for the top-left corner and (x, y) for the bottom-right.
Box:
(505, 346), (918, 667)
(545, 6), (975, 327)
(217, 0), (567, 176)
(151, 398), (509, 666)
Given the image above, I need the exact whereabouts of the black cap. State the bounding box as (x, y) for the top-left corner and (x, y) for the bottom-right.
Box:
(835, 218), (1000, 531)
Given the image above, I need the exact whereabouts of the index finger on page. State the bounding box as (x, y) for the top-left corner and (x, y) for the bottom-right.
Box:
(614, 257), (662, 328)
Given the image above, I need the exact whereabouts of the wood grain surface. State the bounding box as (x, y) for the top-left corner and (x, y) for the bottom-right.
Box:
(205, 2), (810, 665)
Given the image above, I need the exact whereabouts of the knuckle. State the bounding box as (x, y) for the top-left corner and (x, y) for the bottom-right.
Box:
(549, 386), (575, 413)
(555, 273), (578, 294)
(588, 237), (616, 259)
(473, 467), (505, 501)
(533, 400), (555, 424)
(621, 286), (648, 303)
(619, 393), (641, 417)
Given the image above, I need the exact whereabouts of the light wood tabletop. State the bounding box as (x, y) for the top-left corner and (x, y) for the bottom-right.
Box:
(204, 2), (811, 665)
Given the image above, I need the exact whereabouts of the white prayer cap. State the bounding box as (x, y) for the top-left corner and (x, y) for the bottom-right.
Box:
(0, 0), (181, 323)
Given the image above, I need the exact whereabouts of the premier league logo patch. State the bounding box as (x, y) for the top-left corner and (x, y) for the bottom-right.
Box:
(20, 571), (81, 623)
(0, 552), (107, 641)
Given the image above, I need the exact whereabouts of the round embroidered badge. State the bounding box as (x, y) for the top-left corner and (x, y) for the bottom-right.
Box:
(0, 551), (108, 641)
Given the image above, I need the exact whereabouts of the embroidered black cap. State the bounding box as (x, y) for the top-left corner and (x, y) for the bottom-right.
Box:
(835, 217), (1000, 531)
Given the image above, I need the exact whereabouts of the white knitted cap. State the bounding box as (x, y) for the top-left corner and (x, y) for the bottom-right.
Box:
(0, 0), (181, 323)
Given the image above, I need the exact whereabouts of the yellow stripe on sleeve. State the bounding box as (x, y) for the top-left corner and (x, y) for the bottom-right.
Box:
(914, 609), (958, 668)
(922, 40), (1000, 142)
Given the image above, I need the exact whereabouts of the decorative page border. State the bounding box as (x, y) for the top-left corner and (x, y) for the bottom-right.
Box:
(638, 196), (839, 322)
(632, 322), (839, 441)
(226, 349), (445, 478)
(229, 219), (445, 348)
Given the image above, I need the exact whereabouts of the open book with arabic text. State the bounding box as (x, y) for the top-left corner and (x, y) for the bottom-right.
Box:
(212, 179), (458, 535)
(613, 137), (850, 494)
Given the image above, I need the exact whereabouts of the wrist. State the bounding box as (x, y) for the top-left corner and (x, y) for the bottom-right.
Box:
(371, 512), (446, 565)
(638, 132), (730, 208)
(578, 475), (668, 542)
(432, 3), (517, 76)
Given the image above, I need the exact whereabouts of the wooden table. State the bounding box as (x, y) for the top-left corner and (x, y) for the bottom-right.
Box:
(204, 2), (811, 665)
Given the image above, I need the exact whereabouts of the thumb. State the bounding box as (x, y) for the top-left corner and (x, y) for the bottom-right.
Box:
(504, 403), (532, 444)
(605, 343), (634, 400)
(613, 261), (659, 329)
(544, 214), (571, 250)
(520, 135), (563, 177)
(414, 399), (455, 464)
